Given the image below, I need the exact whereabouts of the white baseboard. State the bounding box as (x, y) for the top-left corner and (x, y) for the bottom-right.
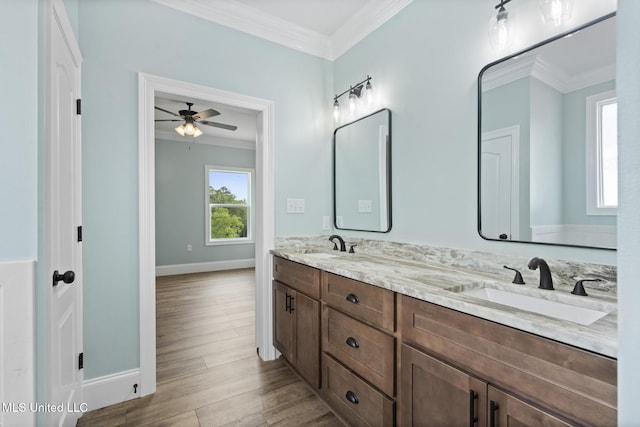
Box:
(82, 369), (140, 411)
(155, 258), (255, 276)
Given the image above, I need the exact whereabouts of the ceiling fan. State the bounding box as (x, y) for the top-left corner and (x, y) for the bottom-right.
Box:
(155, 102), (238, 137)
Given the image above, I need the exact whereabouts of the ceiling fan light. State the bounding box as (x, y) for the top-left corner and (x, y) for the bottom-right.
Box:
(184, 121), (196, 136)
(193, 127), (203, 138)
(175, 124), (186, 136)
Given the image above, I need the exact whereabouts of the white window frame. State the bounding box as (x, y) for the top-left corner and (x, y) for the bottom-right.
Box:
(205, 165), (255, 245)
(585, 89), (617, 216)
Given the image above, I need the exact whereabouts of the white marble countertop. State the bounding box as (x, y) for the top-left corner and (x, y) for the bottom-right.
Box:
(271, 241), (617, 359)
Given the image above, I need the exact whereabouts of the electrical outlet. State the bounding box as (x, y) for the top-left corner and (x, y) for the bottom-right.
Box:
(186, 244), (193, 252)
(322, 216), (330, 230)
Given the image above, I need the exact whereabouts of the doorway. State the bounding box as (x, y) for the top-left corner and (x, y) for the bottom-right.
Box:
(138, 73), (276, 396)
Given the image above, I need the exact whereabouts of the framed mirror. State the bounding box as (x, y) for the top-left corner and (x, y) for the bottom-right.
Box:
(334, 108), (392, 232)
(478, 13), (616, 250)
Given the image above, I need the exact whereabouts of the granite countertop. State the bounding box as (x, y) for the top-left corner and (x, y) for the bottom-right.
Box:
(271, 242), (617, 359)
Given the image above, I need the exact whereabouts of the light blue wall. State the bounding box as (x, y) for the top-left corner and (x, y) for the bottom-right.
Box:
(482, 77), (532, 239)
(530, 77), (563, 227)
(0, 0), (39, 260)
(333, 0), (615, 265)
(155, 139), (255, 265)
(78, 0), (332, 379)
(617, 1), (640, 423)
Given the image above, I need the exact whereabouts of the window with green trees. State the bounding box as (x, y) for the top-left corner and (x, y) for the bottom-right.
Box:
(206, 167), (253, 243)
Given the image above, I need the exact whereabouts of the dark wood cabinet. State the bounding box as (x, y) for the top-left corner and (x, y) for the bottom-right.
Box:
(272, 256), (616, 426)
(401, 344), (487, 427)
(487, 386), (572, 427)
(401, 295), (617, 426)
(272, 258), (321, 389)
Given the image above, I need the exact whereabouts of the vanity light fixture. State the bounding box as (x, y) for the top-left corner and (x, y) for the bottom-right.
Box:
(539, 0), (573, 27)
(488, 0), (513, 52)
(332, 75), (374, 123)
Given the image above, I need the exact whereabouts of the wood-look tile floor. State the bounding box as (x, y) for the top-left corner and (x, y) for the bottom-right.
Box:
(78, 268), (342, 427)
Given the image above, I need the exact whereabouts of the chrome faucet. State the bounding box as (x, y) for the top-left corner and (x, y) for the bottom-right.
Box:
(528, 257), (554, 290)
(329, 235), (346, 252)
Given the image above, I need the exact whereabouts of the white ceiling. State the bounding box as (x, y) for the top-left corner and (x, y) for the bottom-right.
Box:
(151, 0), (413, 59)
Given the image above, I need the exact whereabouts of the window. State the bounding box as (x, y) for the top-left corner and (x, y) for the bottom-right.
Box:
(586, 90), (617, 215)
(206, 166), (253, 244)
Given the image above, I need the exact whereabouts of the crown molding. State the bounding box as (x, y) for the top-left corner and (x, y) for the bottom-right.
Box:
(482, 55), (616, 94)
(330, 0), (414, 59)
(150, 0), (412, 60)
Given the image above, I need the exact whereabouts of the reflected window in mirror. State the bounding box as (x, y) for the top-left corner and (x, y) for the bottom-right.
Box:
(478, 12), (616, 250)
(334, 108), (391, 233)
(586, 90), (617, 216)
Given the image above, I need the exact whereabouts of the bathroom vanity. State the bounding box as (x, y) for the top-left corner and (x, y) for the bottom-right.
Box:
(271, 240), (617, 426)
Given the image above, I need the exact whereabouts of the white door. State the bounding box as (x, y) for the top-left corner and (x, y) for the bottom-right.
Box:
(46, 1), (83, 425)
(481, 126), (519, 240)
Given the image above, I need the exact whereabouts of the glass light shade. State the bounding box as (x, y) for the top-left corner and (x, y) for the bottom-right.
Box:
(333, 99), (340, 122)
(488, 8), (513, 52)
(348, 91), (358, 115)
(184, 121), (196, 135)
(175, 124), (186, 136)
(364, 81), (374, 107)
(539, 0), (573, 27)
(193, 127), (203, 138)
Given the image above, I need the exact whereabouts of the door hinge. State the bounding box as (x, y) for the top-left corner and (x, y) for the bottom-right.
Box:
(77, 225), (83, 242)
(76, 98), (82, 115)
(78, 352), (84, 370)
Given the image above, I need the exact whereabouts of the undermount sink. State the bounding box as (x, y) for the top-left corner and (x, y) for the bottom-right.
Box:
(299, 252), (339, 259)
(458, 287), (610, 326)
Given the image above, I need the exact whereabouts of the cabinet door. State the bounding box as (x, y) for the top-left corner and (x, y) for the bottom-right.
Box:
(273, 281), (294, 362)
(487, 386), (572, 427)
(401, 344), (487, 427)
(294, 292), (320, 389)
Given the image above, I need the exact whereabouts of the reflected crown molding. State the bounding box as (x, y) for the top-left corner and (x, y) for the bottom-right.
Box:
(150, 0), (412, 60)
(482, 54), (615, 94)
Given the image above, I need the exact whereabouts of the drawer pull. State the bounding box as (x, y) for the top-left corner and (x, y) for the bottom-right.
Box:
(469, 389), (478, 426)
(489, 400), (498, 427)
(345, 336), (360, 349)
(345, 390), (359, 404)
(346, 293), (360, 304)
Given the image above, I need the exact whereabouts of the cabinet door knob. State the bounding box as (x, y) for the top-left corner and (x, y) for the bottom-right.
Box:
(345, 390), (359, 404)
(346, 293), (359, 304)
(345, 336), (360, 349)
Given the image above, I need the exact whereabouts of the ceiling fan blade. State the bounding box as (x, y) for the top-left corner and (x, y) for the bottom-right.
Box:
(193, 108), (220, 120)
(154, 119), (183, 122)
(154, 106), (182, 117)
(200, 120), (238, 131)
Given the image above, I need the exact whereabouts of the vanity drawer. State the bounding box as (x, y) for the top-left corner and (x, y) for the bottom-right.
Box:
(323, 354), (395, 427)
(321, 271), (395, 332)
(323, 306), (395, 396)
(273, 256), (320, 299)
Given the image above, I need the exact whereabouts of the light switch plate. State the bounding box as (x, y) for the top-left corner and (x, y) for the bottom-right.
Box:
(286, 198), (305, 214)
(358, 200), (373, 213)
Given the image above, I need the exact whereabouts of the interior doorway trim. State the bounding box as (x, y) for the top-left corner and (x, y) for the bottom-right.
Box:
(138, 73), (276, 396)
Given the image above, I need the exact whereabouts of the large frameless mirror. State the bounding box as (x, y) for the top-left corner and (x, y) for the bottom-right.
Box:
(478, 13), (616, 250)
(334, 108), (392, 232)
